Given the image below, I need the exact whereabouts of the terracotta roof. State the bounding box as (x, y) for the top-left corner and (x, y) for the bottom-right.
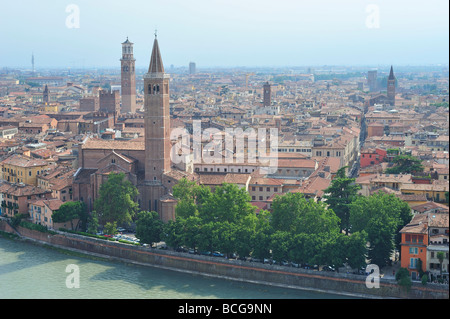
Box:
(30, 198), (64, 211)
(411, 201), (449, 214)
(400, 182), (449, 192)
(197, 173), (251, 186)
(400, 212), (449, 235)
(428, 213), (449, 228)
(0, 182), (50, 197)
(81, 137), (145, 151)
(371, 173), (413, 184)
(249, 177), (284, 186)
(291, 175), (331, 198)
(398, 194), (428, 202)
(277, 159), (316, 168)
(400, 217), (428, 234)
(251, 201), (269, 213)
(1, 154), (48, 168)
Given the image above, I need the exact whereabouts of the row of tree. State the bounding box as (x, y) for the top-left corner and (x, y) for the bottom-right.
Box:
(323, 167), (412, 267)
(135, 178), (369, 269)
(51, 170), (412, 270)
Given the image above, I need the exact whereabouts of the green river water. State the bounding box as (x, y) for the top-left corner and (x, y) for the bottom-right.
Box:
(0, 237), (356, 299)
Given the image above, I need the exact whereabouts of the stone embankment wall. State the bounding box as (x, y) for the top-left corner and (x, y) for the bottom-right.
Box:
(1, 219), (448, 299)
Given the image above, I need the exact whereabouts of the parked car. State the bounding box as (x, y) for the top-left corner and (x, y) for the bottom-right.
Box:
(212, 251), (224, 257)
(358, 266), (367, 275)
(301, 263), (311, 269)
(117, 227), (126, 232)
(322, 265), (336, 272)
(290, 262), (300, 268)
(200, 251), (211, 256)
(280, 260), (290, 266)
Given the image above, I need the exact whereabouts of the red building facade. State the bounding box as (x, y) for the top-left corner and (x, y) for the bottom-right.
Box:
(360, 148), (387, 168)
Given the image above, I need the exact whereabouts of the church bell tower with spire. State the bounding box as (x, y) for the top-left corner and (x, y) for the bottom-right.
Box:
(387, 65), (396, 106)
(141, 32), (173, 218)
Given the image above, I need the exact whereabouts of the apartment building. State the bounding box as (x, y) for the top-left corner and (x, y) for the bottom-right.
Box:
(1, 154), (50, 186)
(0, 182), (52, 217)
(400, 213), (449, 281)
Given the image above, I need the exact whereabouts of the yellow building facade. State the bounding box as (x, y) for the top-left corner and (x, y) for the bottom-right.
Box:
(1, 154), (49, 186)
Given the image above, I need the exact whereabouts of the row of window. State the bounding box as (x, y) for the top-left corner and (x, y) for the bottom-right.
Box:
(361, 154), (380, 159)
(2, 167), (45, 176)
(315, 151), (342, 157)
(251, 186), (279, 192)
(277, 148), (312, 153)
(410, 259), (450, 270)
(196, 167), (255, 173)
(430, 252), (449, 259)
(252, 195), (271, 201)
(405, 234), (424, 243)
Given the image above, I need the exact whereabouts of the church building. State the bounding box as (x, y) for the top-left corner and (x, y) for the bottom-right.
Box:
(73, 35), (193, 222)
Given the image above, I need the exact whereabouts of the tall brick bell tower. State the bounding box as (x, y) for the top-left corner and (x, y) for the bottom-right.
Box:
(120, 37), (137, 113)
(141, 33), (173, 220)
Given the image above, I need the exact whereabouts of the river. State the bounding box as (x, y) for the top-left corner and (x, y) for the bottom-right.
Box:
(0, 237), (356, 299)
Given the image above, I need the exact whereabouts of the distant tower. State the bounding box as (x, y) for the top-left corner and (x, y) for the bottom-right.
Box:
(387, 65), (396, 106)
(99, 89), (120, 123)
(263, 82), (271, 107)
(189, 62), (196, 75)
(43, 85), (49, 104)
(31, 52), (35, 74)
(367, 70), (377, 92)
(142, 32), (171, 215)
(120, 37), (137, 113)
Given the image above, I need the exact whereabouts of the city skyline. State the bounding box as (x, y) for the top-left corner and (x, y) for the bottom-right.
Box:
(1, 0), (449, 69)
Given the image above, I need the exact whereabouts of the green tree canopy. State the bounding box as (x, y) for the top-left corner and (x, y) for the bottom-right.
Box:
(349, 192), (411, 267)
(269, 192), (365, 267)
(87, 211), (100, 235)
(198, 183), (256, 224)
(52, 201), (87, 231)
(396, 267), (412, 291)
(162, 219), (184, 250)
(385, 155), (424, 174)
(271, 192), (340, 235)
(103, 221), (117, 235)
(136, 211), (164, 246)
(93, 172), (139, 227)
(172, 178), (210, 219)
(323, 166), (361, 234)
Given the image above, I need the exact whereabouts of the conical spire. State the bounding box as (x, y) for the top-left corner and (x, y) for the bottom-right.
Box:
(388, 65), (395, 80)
(148, 34), (164, 74)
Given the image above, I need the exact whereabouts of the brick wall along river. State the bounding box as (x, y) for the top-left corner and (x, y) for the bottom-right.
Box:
(1, 220), (448, 299)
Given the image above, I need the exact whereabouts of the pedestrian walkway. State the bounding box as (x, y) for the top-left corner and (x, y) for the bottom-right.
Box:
(381, 261), (401, 280)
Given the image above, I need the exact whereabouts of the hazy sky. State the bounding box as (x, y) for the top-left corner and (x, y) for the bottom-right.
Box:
(1, 0), (448, 69)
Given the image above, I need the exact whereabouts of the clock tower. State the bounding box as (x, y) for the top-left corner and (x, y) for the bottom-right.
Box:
(120, 37), (137, 113)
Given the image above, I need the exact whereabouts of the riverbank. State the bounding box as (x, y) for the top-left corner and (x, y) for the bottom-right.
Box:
(1, 219), (448, 299)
